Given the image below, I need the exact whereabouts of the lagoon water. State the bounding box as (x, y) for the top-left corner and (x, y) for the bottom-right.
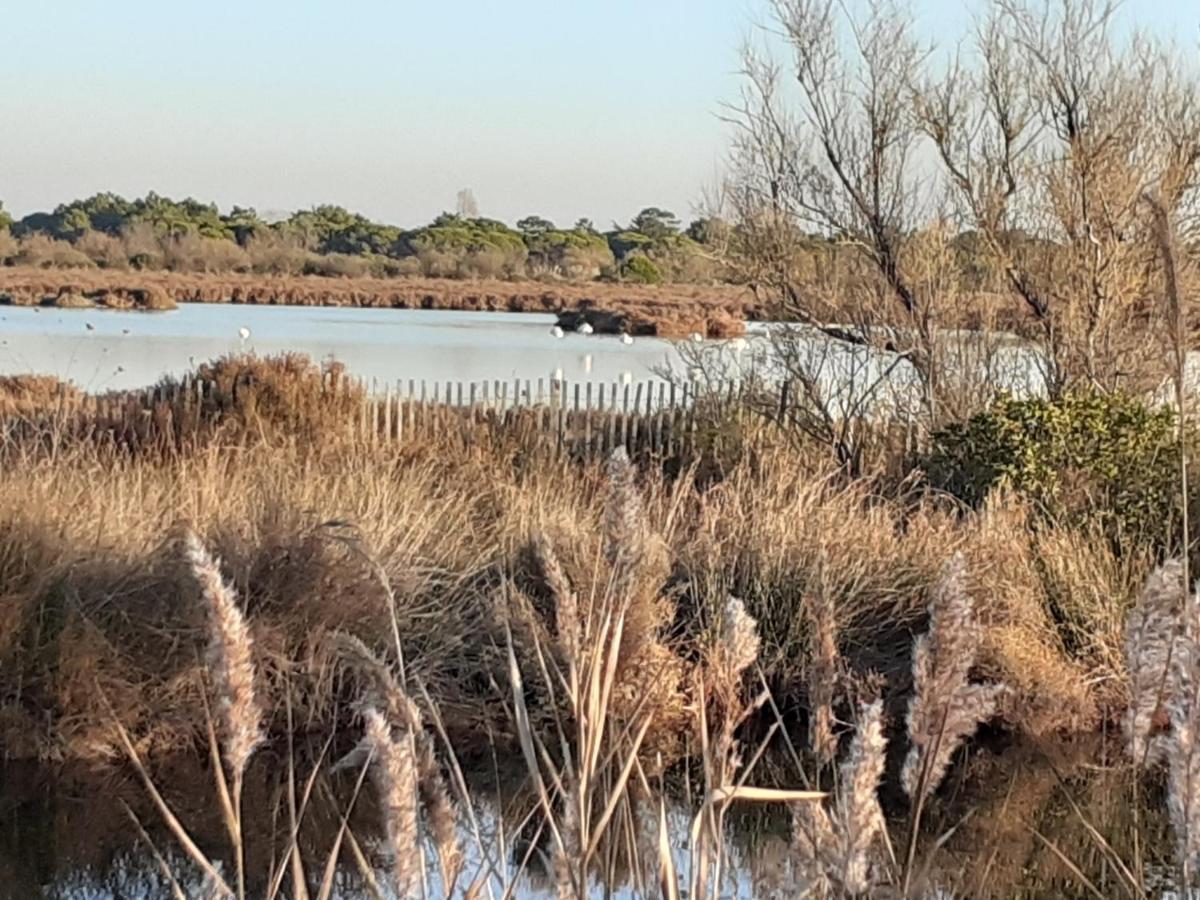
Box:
(0, 303), (1045, 417)
(0, 305), (690, 395)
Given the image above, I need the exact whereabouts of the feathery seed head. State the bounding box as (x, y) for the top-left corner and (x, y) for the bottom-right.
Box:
(902, 552), (1003, 802)
(364, 709), (421, 899)
(1124, 559), (1185, 765)
(185, 530), (263, 779)
(835, 700), (887, 895)
(721, 595), (761, 682)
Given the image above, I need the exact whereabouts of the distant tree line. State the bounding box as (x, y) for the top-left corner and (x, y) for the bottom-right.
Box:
(0, 194), (726, 284)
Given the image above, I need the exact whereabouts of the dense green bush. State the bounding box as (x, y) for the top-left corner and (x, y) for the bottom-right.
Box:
(621, 253), (663, 285)
(925, 392), (1187, 546)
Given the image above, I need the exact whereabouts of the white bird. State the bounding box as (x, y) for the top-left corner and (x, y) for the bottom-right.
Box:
(690, 332), (704, 343)
(620, 333), (634, 346)
(552, 367), (564, 382)
(582, 354), (593, 373)
(239, 326), (251, 341)
(620, 370), (633, 386)
(578, 322), (594, 335)
(551, 325), (565, 338)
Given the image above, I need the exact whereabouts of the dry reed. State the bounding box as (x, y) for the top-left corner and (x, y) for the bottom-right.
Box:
(807, 591), (840, 766)
(363, 708), (422, 898)
(333, 632), (463, 893)
(902, 553), (1004, 803)
(1124, 559), (1185, 766)
(185, 530), (264, 780)
(792, 699), (888, 896)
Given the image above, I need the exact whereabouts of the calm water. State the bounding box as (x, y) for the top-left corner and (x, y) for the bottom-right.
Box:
(0, 305), (695, 395)
(0, 304), (1045, 415)
(0, 743), (1174, 900)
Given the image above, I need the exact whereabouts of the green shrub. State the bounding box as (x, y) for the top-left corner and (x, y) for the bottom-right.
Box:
(621, 253), (663, 285)
(925, 392), (1186, 547)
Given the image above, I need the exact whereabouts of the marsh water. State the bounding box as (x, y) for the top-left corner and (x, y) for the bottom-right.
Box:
(0, 739), (1176, 899)
(0, 305), (691, 395)
(0, 304), (1045, 413)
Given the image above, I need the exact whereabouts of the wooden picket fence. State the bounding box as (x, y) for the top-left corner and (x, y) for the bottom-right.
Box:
(2, 373), (752, 460)
(2, 369), (934, 465)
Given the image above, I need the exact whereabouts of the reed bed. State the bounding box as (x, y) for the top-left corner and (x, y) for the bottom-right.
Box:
(0, 266), (757, 337)
(0, 357), (1187, 894)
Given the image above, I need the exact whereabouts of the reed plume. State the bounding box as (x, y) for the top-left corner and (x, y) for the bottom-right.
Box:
(364, 708), (422, 899)
(184, 530), (264, 900)
(902, 553), (1004, 803)
(808, 591), (840, 766)
(533, 534), (581, 669)
(720, 595), (760, 683)
(604, 447), (648, 585)
(1163, 576), (1200, 883)
(334, 633), (462, 892)
(184, 531), (263, 782)
(1124, 559), (1185, 766)
(793, 699), (888, 896)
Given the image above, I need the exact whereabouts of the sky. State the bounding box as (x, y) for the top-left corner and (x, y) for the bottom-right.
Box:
(1, 0), (1196, 229)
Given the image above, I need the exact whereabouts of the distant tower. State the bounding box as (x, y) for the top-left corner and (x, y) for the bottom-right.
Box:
(456, 188), (479, 218)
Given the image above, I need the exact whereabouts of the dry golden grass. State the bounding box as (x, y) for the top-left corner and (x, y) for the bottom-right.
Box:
(0, 360), (1157, 769)
(0, 373), (80, 416)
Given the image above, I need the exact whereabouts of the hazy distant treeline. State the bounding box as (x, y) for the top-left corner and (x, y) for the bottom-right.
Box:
(0, 194), (724, 284)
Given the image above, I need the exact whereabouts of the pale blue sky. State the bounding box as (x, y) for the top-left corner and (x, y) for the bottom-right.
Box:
(1, 1), (1195, 228)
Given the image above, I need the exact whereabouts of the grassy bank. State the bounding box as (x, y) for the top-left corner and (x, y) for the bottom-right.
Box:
(0, 359), (1146, 766)
(0, 266), (752, 338)
(1, 353), (1190, 897)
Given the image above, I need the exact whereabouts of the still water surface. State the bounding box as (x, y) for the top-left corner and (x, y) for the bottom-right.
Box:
(0, 306), (690, 395)
(0, 743), (1173, 900)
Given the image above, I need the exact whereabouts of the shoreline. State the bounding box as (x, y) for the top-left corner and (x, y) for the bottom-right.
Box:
(0, 266), (757, 337)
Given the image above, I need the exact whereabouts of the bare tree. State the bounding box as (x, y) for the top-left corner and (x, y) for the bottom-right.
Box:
(717, 0), (1200, 471)
(917, 0), (1200, 394)
(718, 0), (1013, 465)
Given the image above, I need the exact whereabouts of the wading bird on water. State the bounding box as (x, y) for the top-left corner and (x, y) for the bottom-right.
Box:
(620, 333), (633, 346)
(550, 325), (564, 338)
(578, 322), (594, 335)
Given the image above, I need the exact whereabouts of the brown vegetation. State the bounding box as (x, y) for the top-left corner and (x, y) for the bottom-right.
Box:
(0, 265), (754, 336)
(0, 354), (1146, 770)
(0, 373), (80, 416)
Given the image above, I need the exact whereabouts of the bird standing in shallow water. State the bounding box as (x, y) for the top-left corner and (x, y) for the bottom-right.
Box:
(578, 321), (594, 335)
(550, 325), (564, 338)
(620, 333), (634, 346)
(239, 327), (251, 342)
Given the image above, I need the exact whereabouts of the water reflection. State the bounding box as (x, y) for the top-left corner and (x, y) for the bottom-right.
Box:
(0, 738), (1177, 899)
